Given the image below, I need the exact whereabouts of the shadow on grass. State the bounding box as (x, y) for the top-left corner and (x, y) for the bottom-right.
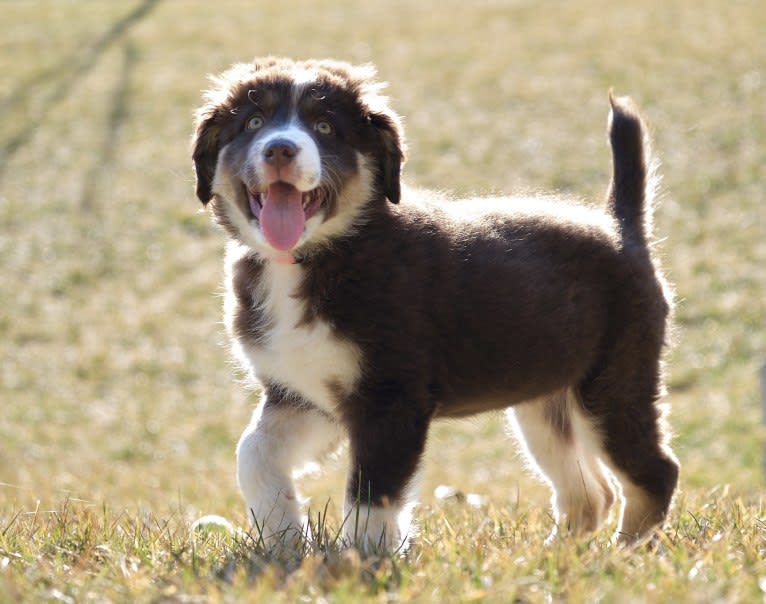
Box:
(0, 0), (161, 181)
(213, 530), (404, 595)
(79, 41), (138, 213)
(203, 505), (405, 593)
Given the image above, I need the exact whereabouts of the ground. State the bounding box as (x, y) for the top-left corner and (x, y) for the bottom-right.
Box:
(0, 0), (764, 602)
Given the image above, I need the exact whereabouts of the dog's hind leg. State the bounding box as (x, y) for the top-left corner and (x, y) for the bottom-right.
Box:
(578, 363), (679, 545)
(236, 391), (344, 550)
(507, 389), (616, 539)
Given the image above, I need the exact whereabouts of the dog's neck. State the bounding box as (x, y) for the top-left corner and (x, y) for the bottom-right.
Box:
(263, 251), (300, 265)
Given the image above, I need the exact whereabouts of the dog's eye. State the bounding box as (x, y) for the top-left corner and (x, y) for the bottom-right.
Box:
(246, 115), (265, 131)
(314, 120), (334, 135)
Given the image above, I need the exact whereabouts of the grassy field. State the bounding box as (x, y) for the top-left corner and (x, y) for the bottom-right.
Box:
(1, 0), (764, 601)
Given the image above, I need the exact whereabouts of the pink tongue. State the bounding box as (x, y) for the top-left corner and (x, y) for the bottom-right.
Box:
(260, 182), (305, 251)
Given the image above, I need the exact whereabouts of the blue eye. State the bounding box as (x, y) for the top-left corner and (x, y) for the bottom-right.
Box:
(246, 115), (264, 130)
(315, 120), (334, 135)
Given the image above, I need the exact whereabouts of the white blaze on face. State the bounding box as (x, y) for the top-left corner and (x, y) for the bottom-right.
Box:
(247, 125), (322, 192)
(243, 122), (323, 251)
(290, 68), (319, 103)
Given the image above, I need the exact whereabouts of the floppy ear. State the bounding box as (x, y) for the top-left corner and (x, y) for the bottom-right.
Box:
(368, 110), (405, 204)
(191, 110), (221, 204)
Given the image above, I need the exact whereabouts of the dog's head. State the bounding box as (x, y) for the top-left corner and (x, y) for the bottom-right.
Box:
(192, 57), (405, 256)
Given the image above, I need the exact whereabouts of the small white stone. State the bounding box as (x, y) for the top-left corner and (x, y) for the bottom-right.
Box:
(465, 493), (487, 508)
(191, 514), (234, 535)
(434, 484), (460, 500)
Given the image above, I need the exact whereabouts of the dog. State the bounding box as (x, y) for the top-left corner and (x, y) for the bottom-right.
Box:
(191, 57), (679, 552)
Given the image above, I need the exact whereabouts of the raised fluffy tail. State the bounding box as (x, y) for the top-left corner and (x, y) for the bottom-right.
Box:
(606, 92), (656, 247)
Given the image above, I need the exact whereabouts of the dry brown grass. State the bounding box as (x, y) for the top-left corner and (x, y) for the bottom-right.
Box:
(1, 1), (764, 601)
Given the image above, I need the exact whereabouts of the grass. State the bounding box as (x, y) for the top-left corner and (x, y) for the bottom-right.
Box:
(1, 0), (764, 601)
(1, 490), (764, 602)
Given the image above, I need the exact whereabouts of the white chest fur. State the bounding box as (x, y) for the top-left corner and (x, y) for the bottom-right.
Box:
(224, 250), (362, 414)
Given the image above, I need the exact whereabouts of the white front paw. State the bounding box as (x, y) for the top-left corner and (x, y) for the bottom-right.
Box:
(244, 492), (304, 552)
(342, 501), (411, 553)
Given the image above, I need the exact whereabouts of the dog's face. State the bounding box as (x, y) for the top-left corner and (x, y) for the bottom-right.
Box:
(192, 58), (405, 255)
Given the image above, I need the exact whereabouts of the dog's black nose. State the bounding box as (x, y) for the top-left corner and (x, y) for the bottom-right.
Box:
(263, 138), (298, 166)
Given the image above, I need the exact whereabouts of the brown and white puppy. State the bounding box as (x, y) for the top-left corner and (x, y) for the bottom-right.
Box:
(191, 57), (679, 552)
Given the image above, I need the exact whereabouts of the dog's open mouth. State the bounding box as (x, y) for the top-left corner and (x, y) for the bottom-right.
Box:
(246, 182), (326, 251)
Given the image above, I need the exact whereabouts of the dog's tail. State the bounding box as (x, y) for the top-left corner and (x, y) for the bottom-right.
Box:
(606, 92), (658, 248)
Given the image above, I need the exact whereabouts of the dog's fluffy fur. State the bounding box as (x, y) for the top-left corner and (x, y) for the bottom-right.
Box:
(191, 57), (679, 551)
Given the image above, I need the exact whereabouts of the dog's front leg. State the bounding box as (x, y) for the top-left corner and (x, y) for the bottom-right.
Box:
(237, 392), (344, 551)
(342, 397), (430, 553)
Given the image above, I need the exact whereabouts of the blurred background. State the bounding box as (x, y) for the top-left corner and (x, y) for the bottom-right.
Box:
(1, 0), (763, 527)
